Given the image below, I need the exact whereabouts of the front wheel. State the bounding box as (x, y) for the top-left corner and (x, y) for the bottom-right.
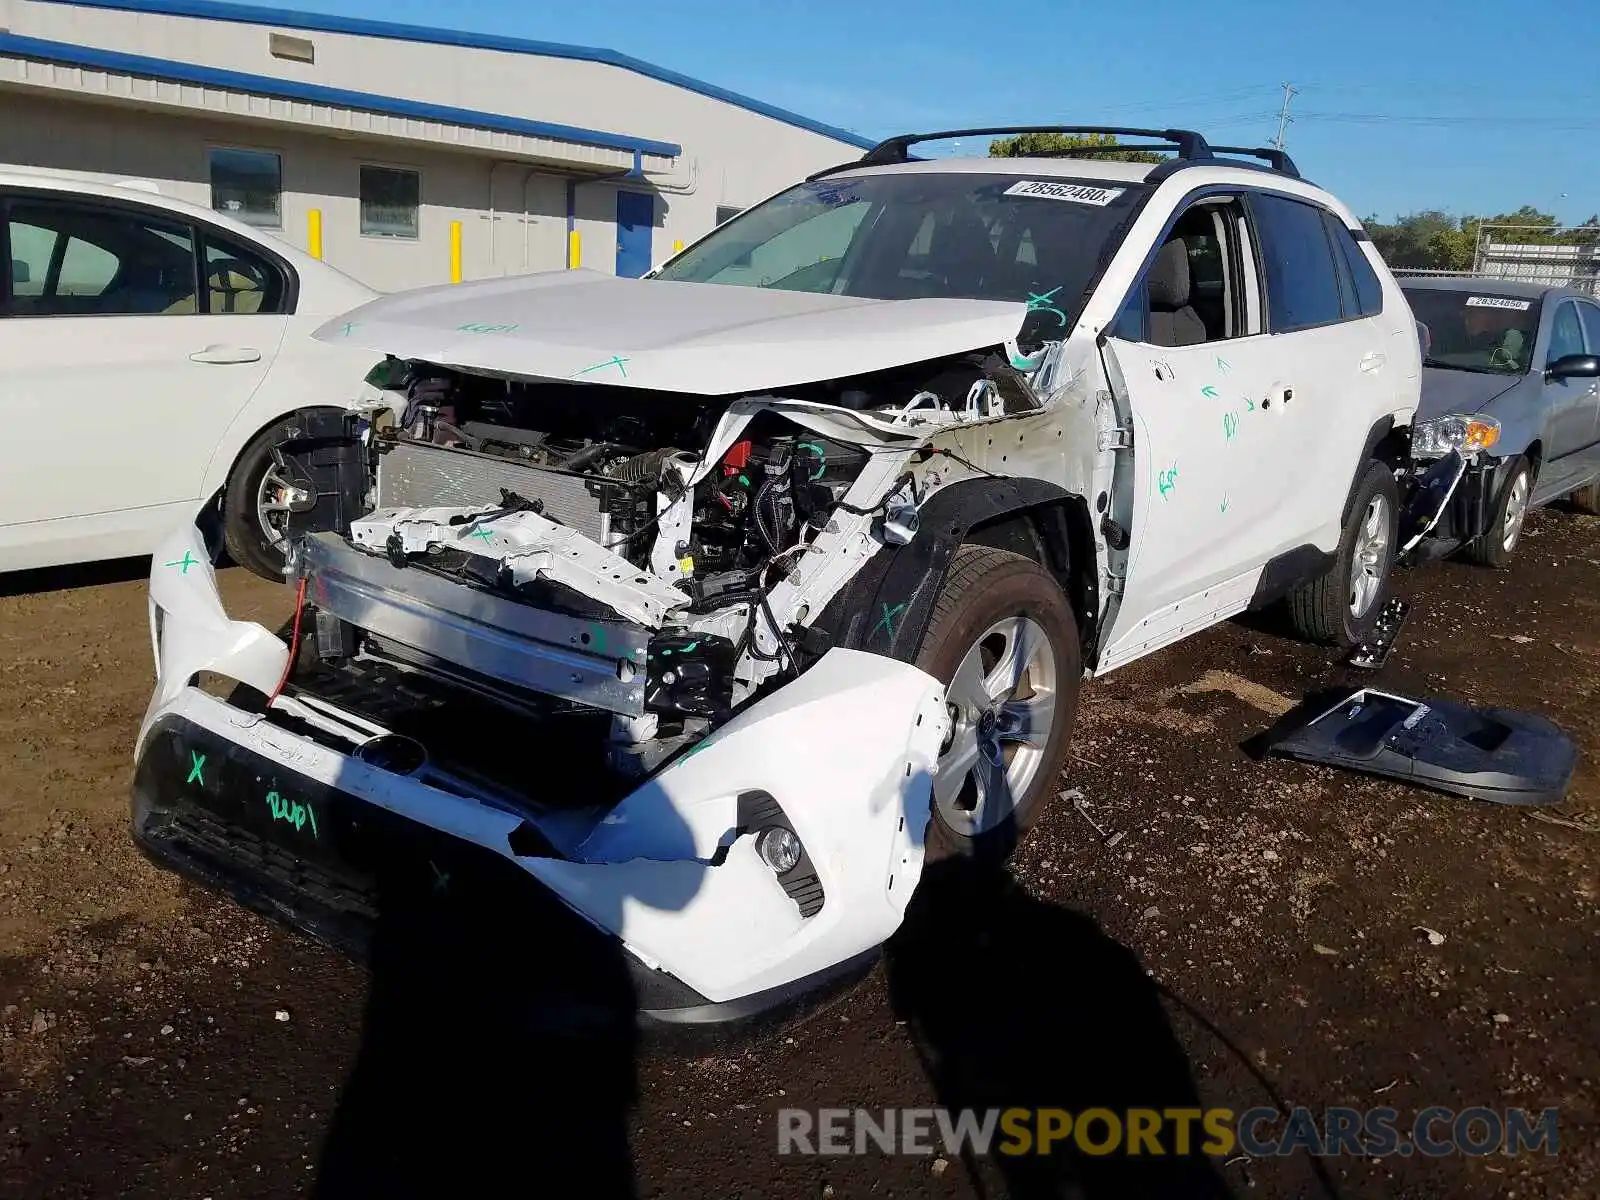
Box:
(914, 545), (1080, 861)
(1287, 460), (1399, 647)
(221, 415), (317, 581)
(1464, 455), (1532, 568)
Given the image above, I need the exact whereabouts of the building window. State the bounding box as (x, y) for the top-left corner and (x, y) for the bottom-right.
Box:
(361, 166), (420, 239)
(715, 205), (743, 226)
(209, 148), (282, 229)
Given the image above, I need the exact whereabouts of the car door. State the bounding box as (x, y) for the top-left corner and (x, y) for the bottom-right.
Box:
(1242, 192), (1397, 553)
(1096, 193), (1301, 669)
(1571, 299), (1600, 471)
(0, 192), (286, 534)
(1535, 298), (1597, 492)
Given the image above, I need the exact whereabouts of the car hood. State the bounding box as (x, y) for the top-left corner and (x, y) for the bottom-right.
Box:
(1418, 366), (1524, 420)
(313, 269), (1029, 396)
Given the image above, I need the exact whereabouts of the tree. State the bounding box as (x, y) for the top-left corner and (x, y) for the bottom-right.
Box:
(988, 131), (1162, 163)
(1363, 206), (1566, 272)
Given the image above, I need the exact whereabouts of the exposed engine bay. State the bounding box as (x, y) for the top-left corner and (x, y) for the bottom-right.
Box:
(281, 344), (1068, 787)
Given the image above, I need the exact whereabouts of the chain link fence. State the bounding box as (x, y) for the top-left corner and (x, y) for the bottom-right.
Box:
(1392, 225), (1600, 297)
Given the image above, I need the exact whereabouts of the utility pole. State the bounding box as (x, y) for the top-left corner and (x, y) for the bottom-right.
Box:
(1271, 82), (1299, 152)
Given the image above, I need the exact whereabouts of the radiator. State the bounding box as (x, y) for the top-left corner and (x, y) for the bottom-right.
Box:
(376, 439), (618, 543)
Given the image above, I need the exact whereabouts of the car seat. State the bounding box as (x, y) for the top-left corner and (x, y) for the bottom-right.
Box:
(1147, 238), (1207, 347)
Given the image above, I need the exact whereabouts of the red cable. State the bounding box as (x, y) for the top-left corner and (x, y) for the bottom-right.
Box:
(265, 576), (308, 707)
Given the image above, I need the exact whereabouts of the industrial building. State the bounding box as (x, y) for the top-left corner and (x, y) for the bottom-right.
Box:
(0, 0), (873, 291)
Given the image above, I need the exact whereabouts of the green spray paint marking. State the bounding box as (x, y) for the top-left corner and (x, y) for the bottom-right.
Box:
(797, 442), (828, 481)
(680, 641), (698, 653)
(1025, 287), (1068, 328)
(1157, 465), (1179, 499)
(186, 750), (205, 786)
(1220, 494), (1230, 514)
(428, 860), (451, 893)
(683, 738), (714, 759)
(1246, 398), (1256, 413)
(467, 527), (495, 543)
(1010, 353), (1037, 370)
(1223, 412), (1239, 441)
(576, 355), (630, 378)
(265, 790), (318, 838)
(873, 602), (907, 640)
(1214, 355), (1232, 374)
(456, 322), (521, 334)
(588, 623), (607, 653)
(340, 321), (356, 337)
(165, 550), (200, 575)
(1200, 385), (1219, 399)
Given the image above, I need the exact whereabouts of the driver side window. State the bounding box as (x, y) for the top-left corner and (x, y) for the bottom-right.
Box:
(1548, 301), (1586, 365)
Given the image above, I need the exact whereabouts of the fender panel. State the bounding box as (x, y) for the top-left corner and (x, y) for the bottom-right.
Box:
(812, 477), (1094, 665)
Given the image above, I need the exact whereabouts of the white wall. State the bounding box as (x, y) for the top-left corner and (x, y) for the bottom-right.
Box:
(8, 0), (866, 256)
(0, 91), (586, 290)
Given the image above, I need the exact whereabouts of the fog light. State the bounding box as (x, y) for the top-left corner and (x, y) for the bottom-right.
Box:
(756, 827), (802, 874)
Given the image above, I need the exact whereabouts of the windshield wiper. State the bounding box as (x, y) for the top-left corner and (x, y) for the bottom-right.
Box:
(1423, 357), (1505, 375)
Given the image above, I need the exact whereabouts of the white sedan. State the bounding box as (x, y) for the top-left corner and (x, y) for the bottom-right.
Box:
(0, 169), (380, 579)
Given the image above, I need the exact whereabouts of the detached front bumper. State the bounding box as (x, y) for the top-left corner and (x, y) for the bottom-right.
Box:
(135, 523), (950, 1028)
(1401, 451), (1515, 560)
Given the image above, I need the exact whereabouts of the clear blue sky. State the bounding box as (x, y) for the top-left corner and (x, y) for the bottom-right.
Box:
(295, 0), (1598, 224)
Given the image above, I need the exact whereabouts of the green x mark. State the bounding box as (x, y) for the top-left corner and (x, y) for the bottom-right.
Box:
(467, 527), (495, 543)
(165, 550), (200, 575)
(873, 602), (907, 640)
(186, 750), (205, 786)
(576, 355), (630, 378)
(1025, 287), (1068, 328)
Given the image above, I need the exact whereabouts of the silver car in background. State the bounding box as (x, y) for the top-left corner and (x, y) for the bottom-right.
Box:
(1401, 278), (1600, 566)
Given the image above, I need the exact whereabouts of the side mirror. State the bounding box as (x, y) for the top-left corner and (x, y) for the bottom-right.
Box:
(10, 259), (29, 286)
(1546, 353), (1600, 381)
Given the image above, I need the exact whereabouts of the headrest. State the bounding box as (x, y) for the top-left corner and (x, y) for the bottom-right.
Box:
(1148, 238), (1191, 310)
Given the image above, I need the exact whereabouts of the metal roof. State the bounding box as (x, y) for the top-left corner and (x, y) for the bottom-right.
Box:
(31, 0), (877, 149)
(0, 32), (683, 161)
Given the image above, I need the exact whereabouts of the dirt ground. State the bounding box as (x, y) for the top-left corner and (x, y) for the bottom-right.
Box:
(0, 511), (1596, 1199)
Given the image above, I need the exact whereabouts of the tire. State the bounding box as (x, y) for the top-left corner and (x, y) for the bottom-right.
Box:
(1464, 455), (1532, 568)
(1569, 478), (1600, 515)
(913, 545), (1080, 861)
(221, 416), (307, 581)
(1287, 460), (1399, 647)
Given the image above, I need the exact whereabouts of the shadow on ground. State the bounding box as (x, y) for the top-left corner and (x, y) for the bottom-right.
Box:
(310, 855), (642, 1199)
(886, 857), (1234, 1200)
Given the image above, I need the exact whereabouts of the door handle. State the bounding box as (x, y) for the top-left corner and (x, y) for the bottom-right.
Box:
(1360, 351), (1387, 374)
(189, 345), (261, 365)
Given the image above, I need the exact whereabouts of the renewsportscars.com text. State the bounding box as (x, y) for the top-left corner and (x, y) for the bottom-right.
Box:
(777, 1106), (1559, 1158)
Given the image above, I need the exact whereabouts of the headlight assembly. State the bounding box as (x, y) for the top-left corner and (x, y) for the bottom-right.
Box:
(1411, 414), (1501, 459)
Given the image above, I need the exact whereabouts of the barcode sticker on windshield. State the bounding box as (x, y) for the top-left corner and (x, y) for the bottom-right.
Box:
(1004, 180), (1126, 206)
(1465, 296), (1532, 310)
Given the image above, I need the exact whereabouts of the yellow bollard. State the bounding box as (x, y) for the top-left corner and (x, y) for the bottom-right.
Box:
(568, 229), (582, 269)
(307, 208), (323, 260)
(672, 239), (684, 254)
(449, 220), (462, 284)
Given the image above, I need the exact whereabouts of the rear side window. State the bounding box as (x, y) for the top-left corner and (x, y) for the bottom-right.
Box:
(1250, 192), (1344, 331)
(4, 199), (199, 317)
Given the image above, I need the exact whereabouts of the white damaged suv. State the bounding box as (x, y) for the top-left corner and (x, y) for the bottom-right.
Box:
(131, 127), (1419, 1026)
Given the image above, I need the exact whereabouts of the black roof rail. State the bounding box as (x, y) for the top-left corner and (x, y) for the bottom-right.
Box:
(1210, 145), (1301, 179)
(855, 126), (1214, 167)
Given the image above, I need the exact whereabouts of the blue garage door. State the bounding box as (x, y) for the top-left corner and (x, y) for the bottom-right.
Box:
(615, 191), (654, 278)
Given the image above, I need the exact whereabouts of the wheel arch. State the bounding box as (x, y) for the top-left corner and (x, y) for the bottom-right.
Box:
(811, 477), (1100, 667)
(199, 403), (357, 517)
